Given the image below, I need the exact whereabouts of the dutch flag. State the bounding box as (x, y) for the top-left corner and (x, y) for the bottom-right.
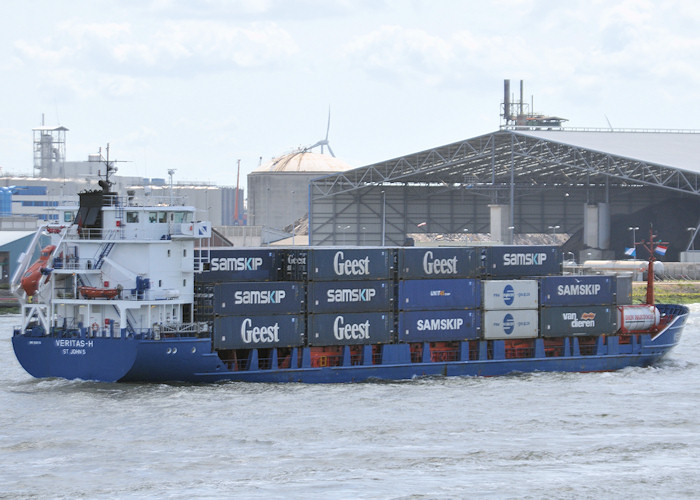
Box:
(654, 245), (668, 256)
(624, 247), (636, 257)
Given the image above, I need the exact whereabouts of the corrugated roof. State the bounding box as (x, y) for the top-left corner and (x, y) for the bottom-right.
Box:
(0, 231), (34, 247)
(515, 130), (700, 174)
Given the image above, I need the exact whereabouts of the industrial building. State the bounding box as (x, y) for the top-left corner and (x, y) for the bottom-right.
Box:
(308, 128), (700, 262)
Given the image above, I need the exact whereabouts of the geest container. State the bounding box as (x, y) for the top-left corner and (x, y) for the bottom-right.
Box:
(213, 282), (304, 316)
(213, 314), (305, 350)
(482, 309), (539, 339)
(308, 280), (393, 313)
(539, 275), (616, 306)
(398, 247), (478, 279)
(398, 309), (480, 343)
(482, 245), (562, 278)
(482, 280), (539, 310)
(398, 278), (480, 311)
(540, 305), (617, 337)
(309, 248), (393, 281)
(196, 248), (282, 283)
(282, 249), (309, 281)
(307, 312), (394, 346)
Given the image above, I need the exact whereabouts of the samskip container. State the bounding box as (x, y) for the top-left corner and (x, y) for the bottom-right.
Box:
(398, 247), (478, 279)
(482, 245), (561, 277)
(309, 248), (393, 281)
(398, 278), (480, 311)
(308, 280), (393, 313)
(398, 309), (480, 342)
(213, 314), (305, 350)
(539, 275), (616, 306)
(482, 280), (538, 310)
(307, 312), (394, 346)
(213, 282), (304, 315)
(482, 309), (539, 339)
(540, 305), (617, 337)
(196, 248), (282, 283)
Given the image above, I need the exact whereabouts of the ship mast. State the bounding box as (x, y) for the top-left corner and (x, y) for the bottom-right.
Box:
(641, 224), (668, 305)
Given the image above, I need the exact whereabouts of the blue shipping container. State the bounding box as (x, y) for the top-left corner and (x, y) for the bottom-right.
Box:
(309, 248), (393, 281)
(539, 275), (616, 306)
(213, 282), (304, 315)
(308, 280), (393, 313)
(398, 309), (480, 343)
(282, 249), (309, 281)
(196, 248), (282, 283)
(398, 247), (478, 279)
(482, 245), (562, 278)
(308, 312), (394, 346)
(213, 314), (305, 350)
(398, 279), (480, 311)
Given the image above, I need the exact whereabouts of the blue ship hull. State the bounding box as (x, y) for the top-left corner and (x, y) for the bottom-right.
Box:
(12, 304), (689, 383)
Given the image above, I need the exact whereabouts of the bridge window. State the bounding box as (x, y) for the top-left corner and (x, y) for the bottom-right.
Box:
(126, 212), (139, 223)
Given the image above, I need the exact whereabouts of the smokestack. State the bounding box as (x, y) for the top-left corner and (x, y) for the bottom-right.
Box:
(519, 80), (524, 117)
(504, 79), (511, 122)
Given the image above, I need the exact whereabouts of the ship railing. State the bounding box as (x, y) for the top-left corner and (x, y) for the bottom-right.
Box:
(147, 322), (210, 340)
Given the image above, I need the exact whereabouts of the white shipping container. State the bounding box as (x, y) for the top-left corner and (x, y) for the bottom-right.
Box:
(483, 309), (539, 339)
(482, 280), (539, 310)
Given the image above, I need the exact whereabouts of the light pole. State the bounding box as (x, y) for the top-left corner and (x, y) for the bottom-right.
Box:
(508, 226), (514, 245)
(628, 226), (639, 257)
(566, 251), (575, 264)
(688, 227), (696, 251)
(548, 225), (560, 234)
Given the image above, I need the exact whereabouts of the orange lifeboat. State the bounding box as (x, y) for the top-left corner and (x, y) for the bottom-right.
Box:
(20, 245), (56, 297)
(78, 286), (121, 299)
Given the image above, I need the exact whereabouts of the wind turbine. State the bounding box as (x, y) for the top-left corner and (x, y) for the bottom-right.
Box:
(308, 107), (336, 157)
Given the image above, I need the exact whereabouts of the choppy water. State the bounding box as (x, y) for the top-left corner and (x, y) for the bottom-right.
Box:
(1, 306), (699, 500)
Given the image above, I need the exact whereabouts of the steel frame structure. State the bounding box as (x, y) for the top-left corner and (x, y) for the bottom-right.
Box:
(309, 130), (700, 246)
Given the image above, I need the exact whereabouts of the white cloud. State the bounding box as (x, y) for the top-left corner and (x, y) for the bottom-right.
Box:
(15, 19), (299, 75)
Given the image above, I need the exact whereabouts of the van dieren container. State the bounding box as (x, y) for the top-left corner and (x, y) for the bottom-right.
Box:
(398, 309), (480, 343)
(309, 248), (393, 281)
(482, 309), (539, 339)
(398, 247), (478, 279)
(196, 248), (282, 283)
(540, 305), (617, 337)
(540, 275), (616, 306)
(213, 314), (305, 350)
(308, 312), (394, 346)
(308, 280), (393, 313)
(398, 278), (480, 311)
(482, 245), (561, 278)
(482, 280), (538, 310)
(213, 282), (304, 315)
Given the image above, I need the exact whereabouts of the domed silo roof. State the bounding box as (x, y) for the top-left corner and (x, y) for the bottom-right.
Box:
(255, 150), (352, 173)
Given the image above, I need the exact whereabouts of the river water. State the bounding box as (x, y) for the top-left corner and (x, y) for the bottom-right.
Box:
(1, 306), (699, 500)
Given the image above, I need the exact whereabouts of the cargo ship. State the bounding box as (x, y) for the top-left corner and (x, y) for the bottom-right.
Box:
(10, 177), (690, 383)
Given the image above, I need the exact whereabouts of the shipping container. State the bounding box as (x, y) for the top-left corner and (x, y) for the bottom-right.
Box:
(539, 275), (616, 306)
(615, 274), (633, 306)
(617, 305), (659, 333)
(307, 312), (394, 346)
(308, 280), (393, 313)
(482, 280), (539, 310)
(540, 305), (617, 337)
(213, 282), (304, 315)
(282, 249), (309, 281)
(398, 309), (480, 343)
(482, 309), (539, 339)
(482, 245), (562, 278)
(213, 314), (305, 350)
(398, 278), (480, 311)
(398, 247), (478, 279)
(309, 248), (394, 281)
(195, 248), (282, 283)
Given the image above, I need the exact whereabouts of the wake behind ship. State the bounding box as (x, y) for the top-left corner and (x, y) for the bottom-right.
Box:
(10, 178), (690, 383)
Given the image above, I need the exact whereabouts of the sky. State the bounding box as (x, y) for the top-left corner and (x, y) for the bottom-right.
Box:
(2, 0), (700, 193)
